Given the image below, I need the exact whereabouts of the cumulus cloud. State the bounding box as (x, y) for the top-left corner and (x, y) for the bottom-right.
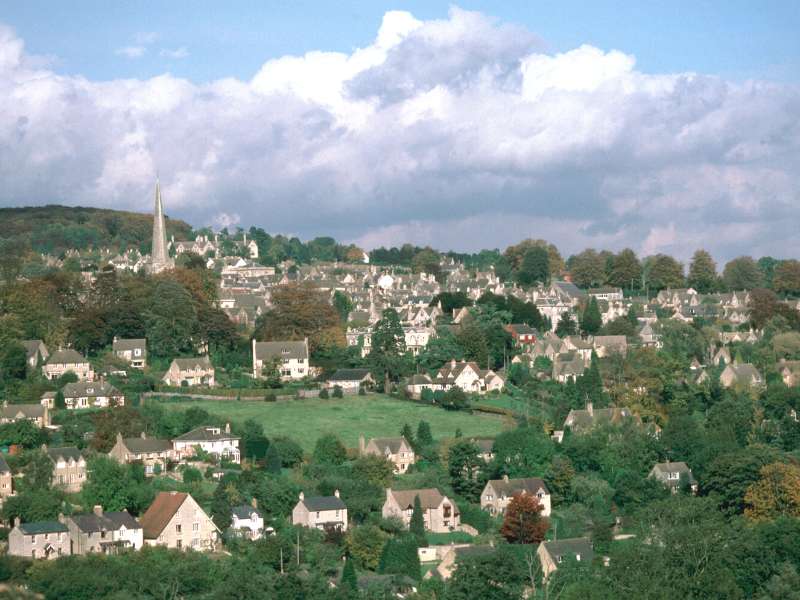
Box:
(160, 47), (189, 59)
(115, 45), (146, 59)
(1, 8), (799, 261)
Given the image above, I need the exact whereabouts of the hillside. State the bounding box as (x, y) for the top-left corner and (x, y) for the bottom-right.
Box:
(0, 205), (193, 255)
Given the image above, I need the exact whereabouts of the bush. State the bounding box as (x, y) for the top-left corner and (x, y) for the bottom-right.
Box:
(264, 392), (277, 402)
(358, 385), (366, 396)
(332, 385), (343, 398)
(319, 387), (330, 399)
(182, 466), (202, 484)
(459, 503), (493, 534)
(420, 388), (434, 403)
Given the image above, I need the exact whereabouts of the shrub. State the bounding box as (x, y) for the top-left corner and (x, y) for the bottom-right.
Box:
(358, 385), (366, 396)
(319, 387), (330, 399)
(332, 385), (343, 398)
(264, 392), (277, 402)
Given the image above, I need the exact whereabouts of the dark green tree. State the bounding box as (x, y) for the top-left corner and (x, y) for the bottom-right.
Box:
(688, 249), (718, 293)
(409, 495), (427, 547)
(516, 246), (550, 286)
(265, 443), (283, 474)
(556, 312), (577, 337)
(448, 440), (483, 501)
(340, 556), (358, 592)
(580, 297), (602, 335)
(313, 433), (348, 466)
(378, 536), (421, 581)
(368, 308), (408, 393)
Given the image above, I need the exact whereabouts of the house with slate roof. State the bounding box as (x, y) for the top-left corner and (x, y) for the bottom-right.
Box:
(325, 369), (375, 393)
(433, 545), (496, 580)
(720, 363), (764, 389)
(65, 505), (143, 554)
(140, 491), (219, 551)
(481, 475), (551, 517)
(252, 339), (310, 380)
(505, 323), (538, 349)
(42, 349), (94, 381)
(62, 379), (125, 409)
(8, 517), (71, 559)
(0, 454), (13, 505)
(292, 490), (348, 531)
(109, 432), (173, 475)
(172, 424), (240, 464)
(45, 445), (87, 493)
(382, 488), (459, 533)
(112, 337), (147, 368)
(648, 461), (699, 494)
(779, 359), (800, 387)
(162, 356), (216, 387)
(230, 499), (269, 540)
(563, 402), (640, 435)
(22, 339), (49, 368)
(0, 401), (50, 428)
(360, 436), (415, 473)
(537, 538), (594, 580)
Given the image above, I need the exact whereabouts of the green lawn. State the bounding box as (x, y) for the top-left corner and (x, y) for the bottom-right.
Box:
(157, 394), (509, 451)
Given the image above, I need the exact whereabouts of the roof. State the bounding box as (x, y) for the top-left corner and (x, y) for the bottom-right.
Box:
(46, 349), (88, 365)
(62, 380), (121, 397)
(46, 446), (84, 463)
(70, 510), (140, 533)
(487, 477), (549, 497)
(140, 492), (188, 538)
(18, 521), (69, 535)
(1, 403), (45, 419)
(541, 538), (593, 562)
(301, 495), (347, 511)
(470, 438), (495, 453)
(171, 356), (213, 370)
(254, 340), (309, 361)
(408, 374), (433, 385)
(507, 324), (538, 336)
(112, 338), (147, 352)
(121, 436), (172, 454)
(0, 454), (10, 473)
(366, 437), (410, 454)
(651, 462), (698, 487)
(173, 425), (239, 442)
(388, 488), (448, 510)
(22, 340), (45, 359)
(565, 406), (638, 431)
(327, 369), (372, 382)
(232, 505), (263, 520)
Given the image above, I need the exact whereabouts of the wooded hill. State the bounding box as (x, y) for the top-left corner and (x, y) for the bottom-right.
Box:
(0, 205), (193, 256)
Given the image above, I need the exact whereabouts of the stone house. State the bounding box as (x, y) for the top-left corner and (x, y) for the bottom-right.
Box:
(8, 517), (71, 559)
(140, 491), (220, 551)
(325, 369), (375, 393)
(0, 402), (50, 428)
(109, 432), (173, 475)
(62, 379), (125, 410)
(0, 454), (14, 505)
(592, 335), (628, 357)
(434, 545), (496, 580)
(162, 356), (216, 387)
(720, 363), (763, 388)
(382, 488), (460, 533)
(537, 538), (594, 580)
(471, 438), (495, 463)
(65, 505), (143, 555)
(648, 461), (699, 494)
(480, 475), (551, 517)
(252, 339), (310, 380)
(588, 287), (623, 301)
(292, 490), (348, 532)
(172, 424), (240, 464)
(505, 324), (538, 349)
(563, 402), (640, 435)
(360, 436), (415, 474)
(405, 374), (435, 398)
(112, 337), (147, 368)
(779, 360), (800, 387)
(433, 360), (505, 395)
(22, 339), (49, 368)
(42, 349), (94, 381)
(45, 446), (87, 493)
(230, 500), (267, 540)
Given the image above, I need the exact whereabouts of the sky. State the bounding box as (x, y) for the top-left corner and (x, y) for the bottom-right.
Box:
(0, 1), (799, 260)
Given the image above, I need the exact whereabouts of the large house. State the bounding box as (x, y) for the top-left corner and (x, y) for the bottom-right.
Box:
(359, 436), (415, 474)
(562, 402), (639, 435)
(65, 506), (143, 555)
(172, 424), (240, 464)
(325, 369), (375, 393)
(8, 517), (71, 559)
(140, 491), (220, 551)
(162, 356), (216, 387)
(112, 337), (147, 369)
(42, 349), (93, 381)
(252, 339), (310, 381)
(62, 379), (125, 410)
(648, 461), (698, 494)
(45, 446), (87, 493)
(505, 324), (538, 348)
(537, 538), (594, 580)
(109, 432), (173, 475)
(719, 363), (764, 389)
(0, 401), (50, 428)
(382, 488), (460, 533)
(292, 490), (348, 532)
(433, 360), (505, 395)
(480, 476), (551, 517)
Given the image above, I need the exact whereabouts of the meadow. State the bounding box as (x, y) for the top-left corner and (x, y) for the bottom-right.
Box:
(157, 394), (510, 451)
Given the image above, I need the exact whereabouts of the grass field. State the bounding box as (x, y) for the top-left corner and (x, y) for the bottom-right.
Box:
(157, 394), (510, 451)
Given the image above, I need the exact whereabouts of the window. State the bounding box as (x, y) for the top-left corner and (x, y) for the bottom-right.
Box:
(176, 524), (182, 534)
(176, 540), (182, 549)
(557, 555), (563, 563)
(193, 523), (199, 531)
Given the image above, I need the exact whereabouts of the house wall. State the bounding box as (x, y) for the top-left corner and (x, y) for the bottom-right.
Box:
(146, 496), (218, 551)
(292, 503), (348, 531)
(8, 528), (71, 559)
(52, 460), (87, 493)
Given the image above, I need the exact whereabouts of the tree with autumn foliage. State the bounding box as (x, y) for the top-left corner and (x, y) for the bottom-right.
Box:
(254, 282), (344, 352)
(500, 492), (549, 544)
(744, 462), (800, 522)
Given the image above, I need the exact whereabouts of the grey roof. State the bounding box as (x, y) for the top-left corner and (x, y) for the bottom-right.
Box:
(389, 488), (450, 511)
(470, 438), (495, 453)
(1, 403), (45, 419)
(301, 495), (347, 511)
(113, 338), (147, 352)
(46, 447), (84, 463)
(541, 537), (594, 563)
(173, 425), (239, 442)
(487, 477), (549, 497)
(18, 521), (69, 535)
(22, 340), (46, 360)
(254, 340), (309, 361)
(121, 436), (172, 454)
(171, 356), (213, 370)
(232, 505), (263, 520)
(70, 510), (141, 533)
(565, 406), (638, 431)
(327, 369), (372, 382)
(62, 380), (122, 398)
(46, 349), (88, 365)
(0, 454), (10, 473)
(408, 374), (433, 385)
(367, 437), (410, 454)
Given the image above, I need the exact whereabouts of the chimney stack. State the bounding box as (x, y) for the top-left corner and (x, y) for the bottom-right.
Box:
(299, 492), (304, 501)
(13, 517), (20, 528)
(93, 505), (103, 517)
(587, 402), (594, 416)
(225, 422), (231, 434)
(502, 474), (509, 483)
(251, 497), (258, 509)
(334, 489), (340, 498)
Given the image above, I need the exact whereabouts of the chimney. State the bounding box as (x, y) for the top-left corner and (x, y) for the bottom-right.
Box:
(225, 422), (231, 434)
(334, 489), (340, 498)
(251, 497), (258, 509)
(13, 517), (20, 528)
(587, 402), (593, 416)
(140, 431), (147, 439)
(299, 492), (304, 501)
(93, 505), (103, 517)
(58, 513), (65, 524)
(359, 435), (366, 456)
(502, 474), (509, 483)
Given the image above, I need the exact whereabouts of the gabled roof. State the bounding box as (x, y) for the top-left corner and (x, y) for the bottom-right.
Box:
(18, 521), (69, 535)
(70, 510), (141, 533)
(46, 446), (84, 463)
(254, 340), (308, 361)
(540, 537), (593, 562)
(46, 349), (88, 365)
(366, 437), (410, 454)
(62, 380), (121, 397)
(327, 369), (372, 382)
(0, 454), (10, 474)
(173, 425), (238, 442)
(170, 356), (213, 370)
(232, 505), (263, 520)
(112, 338), (147, 352)
(1, 403), (45, 419)
(388, 488), (450, 511)
(301, 495), (347, 511)
(120, 436), (172, 454)
(140, 492), (189, 538)
(487, 477), (549, 497)
(22, 340), (46, 360)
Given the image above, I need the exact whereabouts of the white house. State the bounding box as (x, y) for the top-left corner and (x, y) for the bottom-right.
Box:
(252, 339), (310, 380)
(172, 424), (240, 464)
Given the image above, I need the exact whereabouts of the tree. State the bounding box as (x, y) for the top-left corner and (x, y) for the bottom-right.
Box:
(332, 291), (353, 322)
(773, 260), (800, 296)
(144, 279), (197, 357)
(568, 249), (607, 288)
(400, 424), (415, 449)
(409, 495), (427, 546)
(704, 445), (783, 515)
(504, 239), (563, 276)
(647, 254), (685, 291)
(607, 248), (642, 289)
(313, 433), (348, 466)
(368, 308), (407, 393)
(688, 249), (718, 293)
(580, 297), (602, 335)
(182, 467), (202, 485)
(271, 436), (304, 468)
(447, 546), (528, 600)
(378, 537), (421, 581)
(517, 246), (550, 286)
(81, 457), (153, 514)
(500, 493), (549, 544)
(211, 482), (234, 531)
(265, 443), (282, 474)
(416, 421), (433, 447)
(340, 556), (357, 592)
(556, 311), (577, 337)
(441, 387), (469, 411)
(448, 440), (483, 501)
(345, 525), (389, 570)
(744, 462), (800, 521)
(492, 426), (555, 478)
(723, 256), (763, 290)
(411, 247), (441, 279)
(0, 342), (28, 381)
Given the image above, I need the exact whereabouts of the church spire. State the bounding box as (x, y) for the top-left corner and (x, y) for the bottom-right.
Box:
(150, 177), (173, 273)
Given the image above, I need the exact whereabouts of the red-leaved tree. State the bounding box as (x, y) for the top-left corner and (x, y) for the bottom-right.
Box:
(500, 493), (549, 544)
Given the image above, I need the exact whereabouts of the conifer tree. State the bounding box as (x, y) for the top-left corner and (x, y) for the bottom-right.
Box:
(409, 495), (426, 547)
(341, 556), (358, 592)
(265, 443), (282, 474)
(580, 297), (602, 335)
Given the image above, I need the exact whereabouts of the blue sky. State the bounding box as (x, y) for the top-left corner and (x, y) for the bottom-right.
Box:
(0, 3), (798, 260)
(4, 1), (798, 83)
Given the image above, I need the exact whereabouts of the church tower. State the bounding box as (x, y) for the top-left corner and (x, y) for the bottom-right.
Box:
(149, 178), (174, 273)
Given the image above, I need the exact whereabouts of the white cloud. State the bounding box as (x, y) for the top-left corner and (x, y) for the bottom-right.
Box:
(134, 31), (158, 45)
(1, 8), (799, 262)
(115, 45), (146, 59)
(160, 47), (189, 59)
